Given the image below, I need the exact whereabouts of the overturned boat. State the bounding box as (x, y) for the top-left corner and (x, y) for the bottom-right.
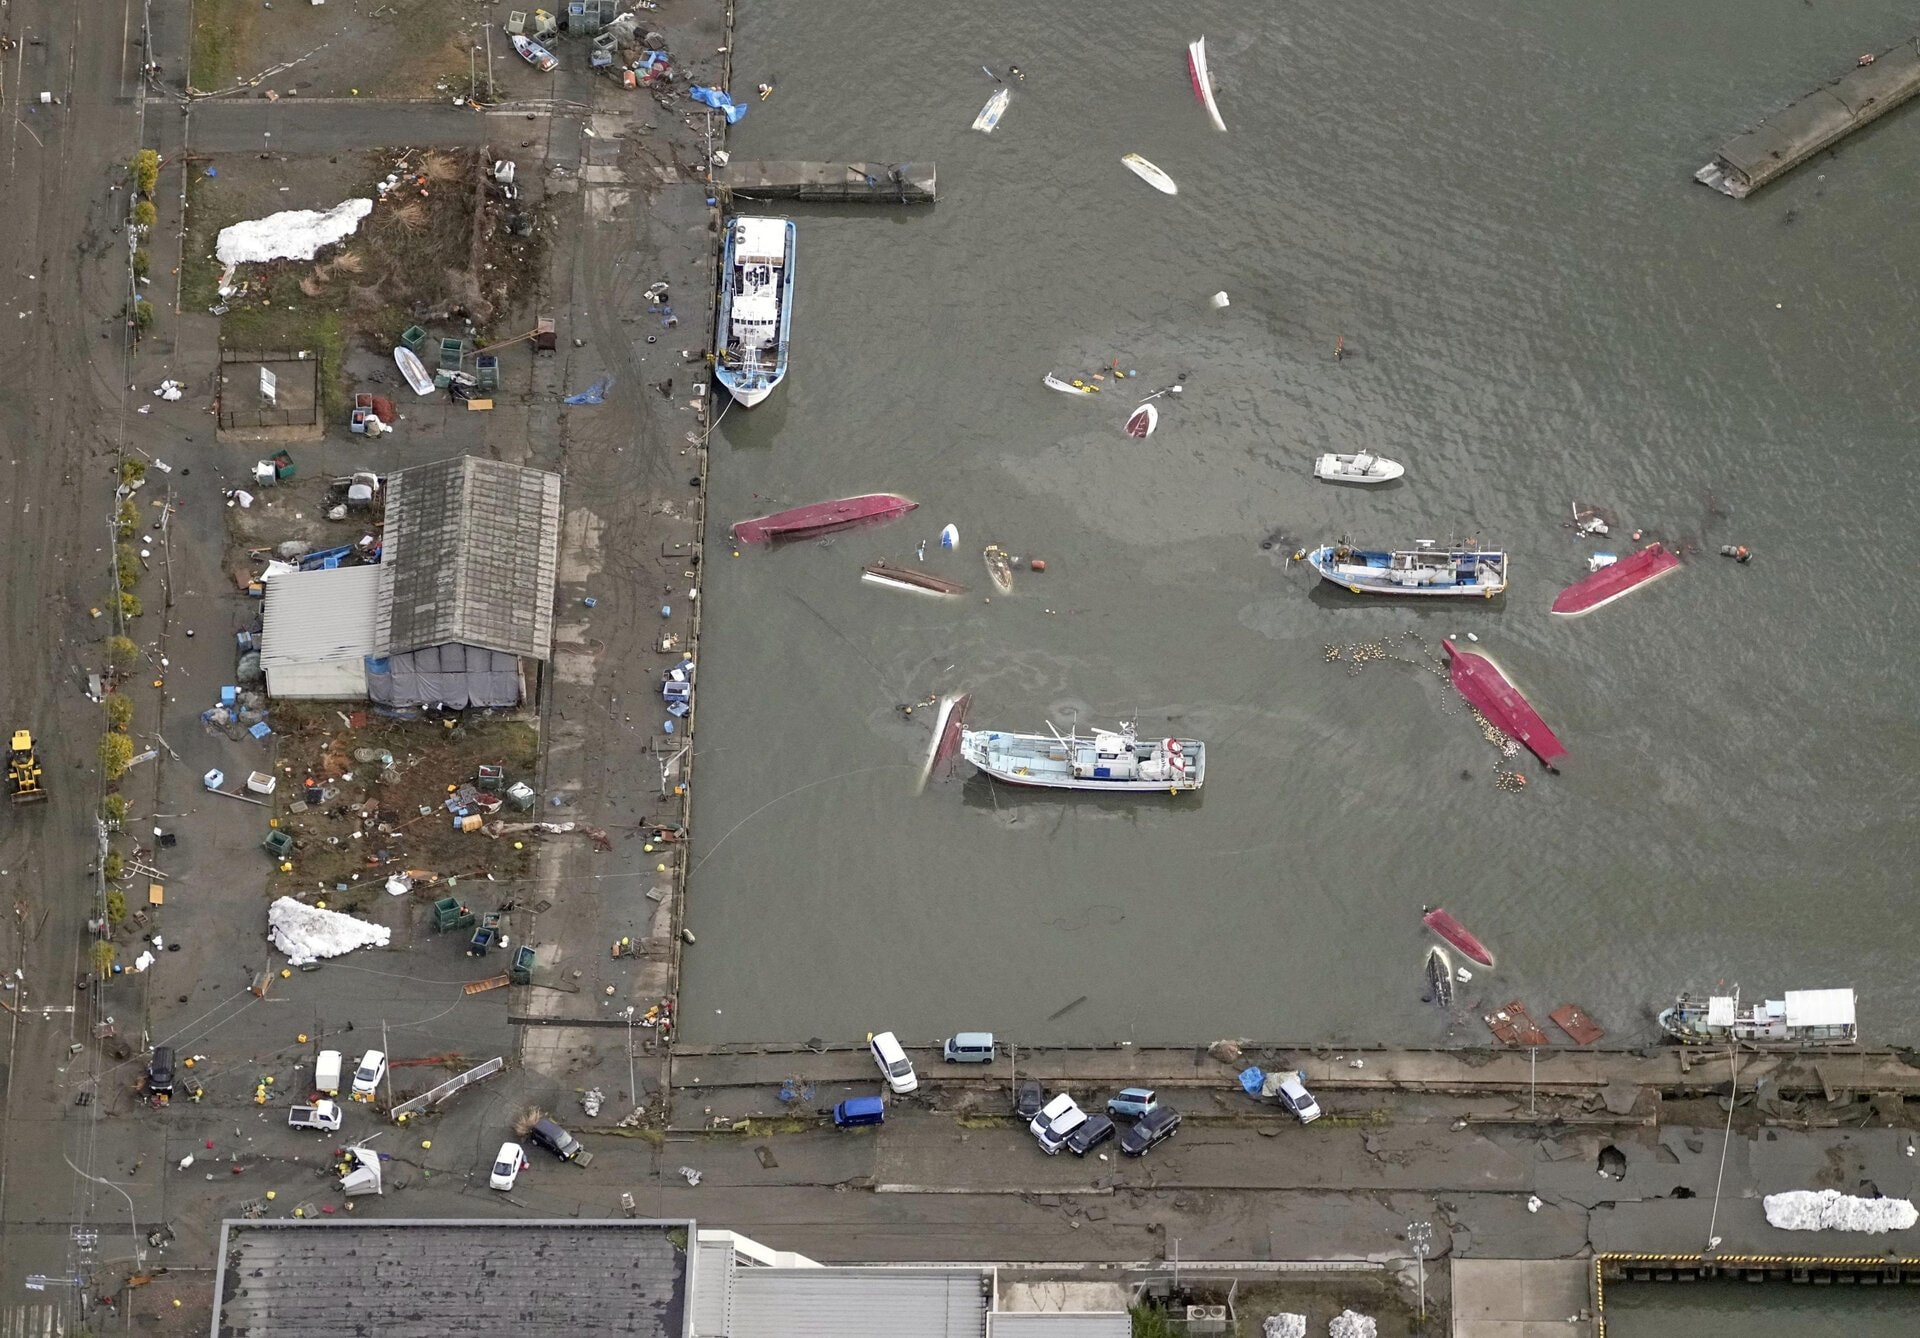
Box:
(713, 216), (795, 407)
(862, 561), (967, 596)
(1551, 543), (1680, 618)
(1307, 541), (1507, 598)
(1442, 641), (1566, 768)
(960, 720), (1204, 794)
(732, 493), (916, 545)
(1422, 907), (1493, 968)
(1658, 988), (1857, 1047)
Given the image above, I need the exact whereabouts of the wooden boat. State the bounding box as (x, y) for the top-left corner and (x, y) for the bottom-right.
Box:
(862, 561), (967, 597)
(1313, 452), (1404, 485)
(713, 216), (796, 407)
(393, 347), (435, 397)
(512, 34), (558, 73)
(1121, 153), (1177, 195)
(1124, 404), (1158, 438)
(1422, 908), (1493, 968)
(982, 545), (1014, 594)
(961, 720), (1205, 793)
(1551, 543), (1680, 617)
(732, 493), (916, 545)
(1442, 641), (1566, 767)
(972, 87), (1011, 133)
(1658, 988), (1857, 1047)
(1043, 372), (1100, 395)
(1186, 37), (1227, 132)
(1306, 541), (1507, 598)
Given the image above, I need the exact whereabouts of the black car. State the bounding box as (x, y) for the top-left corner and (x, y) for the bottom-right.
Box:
(1012, 1078), (1044, 1122)
(1119, 1105), (1180, 1157)
(528, 1117), (583, 1161)
(1065, 1113), (1115, 1156)
(146, 1046), (175, 1096)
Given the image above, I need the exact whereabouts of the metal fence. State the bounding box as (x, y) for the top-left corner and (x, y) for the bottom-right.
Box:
(389, 1055), (505, 1120)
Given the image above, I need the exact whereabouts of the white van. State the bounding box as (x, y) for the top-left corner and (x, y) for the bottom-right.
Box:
(314, 1049), (343, 1096)
(869, 1031), (917, 1093)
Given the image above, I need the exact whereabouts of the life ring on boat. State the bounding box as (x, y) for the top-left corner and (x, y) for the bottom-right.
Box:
(1163, 739), (1186, 776)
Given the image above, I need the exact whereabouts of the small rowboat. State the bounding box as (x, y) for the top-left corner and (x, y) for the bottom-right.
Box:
(1186, 37), (1227, 133)
(1124, 404), (1158, 438)
(512, 34), (558, 73)
(983, 544), (1014, 594)
(1121, 153), (1177, 196)
(1423, 908), (1494, 968)
(972, 87), (1011, 133)
(394, 346), (434, 397)
(1043, 372), (1100, 395)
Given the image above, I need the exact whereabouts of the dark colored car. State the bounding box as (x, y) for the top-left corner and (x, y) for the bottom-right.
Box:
(1065, 1113), (1115, 1156)
(1120, 1105), (1181, 1157)
(1013, 1078), (1044, 1122)
(528, 1117), (582, 1161)
(147, 1046), (175, 1096)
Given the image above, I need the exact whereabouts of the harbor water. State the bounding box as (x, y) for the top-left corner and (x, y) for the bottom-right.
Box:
(683, 1), (1920, 1049)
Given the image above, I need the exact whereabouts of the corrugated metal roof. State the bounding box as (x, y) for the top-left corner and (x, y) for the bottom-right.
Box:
(988, 1316), (1130, 1338)
(376, 456), (561, 660)
(260, 565), (384, 699)
(690, 1233), (736, 1336)
(728, 1267), (988, 1338)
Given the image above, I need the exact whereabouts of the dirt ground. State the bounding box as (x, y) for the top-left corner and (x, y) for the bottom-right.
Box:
(191, 0), (528, 100)
(1182, 1276), (1424, 1338)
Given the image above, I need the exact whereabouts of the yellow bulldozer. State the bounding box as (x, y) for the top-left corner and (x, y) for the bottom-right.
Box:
(8, 730), (46, 804)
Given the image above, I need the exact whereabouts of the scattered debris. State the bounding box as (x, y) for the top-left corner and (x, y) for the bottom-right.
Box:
(678, 1165), (702, 1186)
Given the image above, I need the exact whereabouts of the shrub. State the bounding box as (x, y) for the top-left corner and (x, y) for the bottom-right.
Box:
(115, 499), (139, 538)
(119, 459), (147, 487)
(132, 199), (157, 231)
(105, 889), (128, 926)
(101, 794), (128, 827)
(99, 733), (134, 779)
(132, 249), (151, 281)
(92, 941), (118, 979)
(105, 694), (134, 731)
(131, 301), (154, 331)
(106, 635), (138, 671)
(118, 591), (141, 619)
(134, 149), (160, 196)
(102, 850), (125, 881)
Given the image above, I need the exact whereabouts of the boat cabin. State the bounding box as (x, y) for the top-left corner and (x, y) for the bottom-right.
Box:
(725, 218), (788, 365)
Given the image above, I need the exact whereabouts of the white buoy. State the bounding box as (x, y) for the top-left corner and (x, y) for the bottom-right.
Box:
(1210, 291), (1231, 309)
(939, 524), (958, 550)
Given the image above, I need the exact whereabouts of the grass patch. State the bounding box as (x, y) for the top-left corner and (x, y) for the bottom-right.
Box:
(957, 1114), (1010, 1129)
(189, 0), (257, 92)
(220, 281), (349, 418)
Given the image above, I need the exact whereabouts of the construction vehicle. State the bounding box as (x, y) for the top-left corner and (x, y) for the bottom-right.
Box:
(7, 730), (46, 804)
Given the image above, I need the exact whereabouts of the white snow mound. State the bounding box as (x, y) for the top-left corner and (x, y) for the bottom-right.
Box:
(1328, 1311), (1376, 1338)
(216, 199), (373, 269)
(1764, 1189), (1917, 1234)
(1262, 1315), (1307, 1338)
(267, 895), (390, 965)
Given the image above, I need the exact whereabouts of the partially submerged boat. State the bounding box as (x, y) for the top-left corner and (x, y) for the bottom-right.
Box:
(1125, 404), (1158, 438)
(961, 720), (1205, 793)
(713, 216), (796, 407)
(917, 691), (974, 793)
(732, 493), (916, 545)
(1658, 988), (1858, 1048)
(1186, 37), (1228, 132)
(1043, 372), (1100, 395)
(1424, 946), (1455, 1009)
(1313, 452), (1404, 485)
(972, 87), (1011, 133)
(1422, 907), (1493, 968)
(862, 561), (967, 597)
(1121, 153), (1178, 196)
(512, 34), (558, 73)
(982, 544), (1014, 594)
(1551, 543), (1680, 618)
(1442, 641), (1566, 767)
(1306, 541), (1508, 598)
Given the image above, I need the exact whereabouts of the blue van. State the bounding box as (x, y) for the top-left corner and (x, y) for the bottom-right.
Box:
(832, 1095), (886, 1128)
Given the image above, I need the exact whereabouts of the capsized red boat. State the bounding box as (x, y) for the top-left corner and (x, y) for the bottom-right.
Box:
(1550, 543), (1680, 618)
(1423, 907), (1494, 968)
(732, 493), (917, 545)
(1442, 641), (1567, 768)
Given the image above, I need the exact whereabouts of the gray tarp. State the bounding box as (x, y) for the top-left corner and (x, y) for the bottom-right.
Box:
(365, 643), (523, 709)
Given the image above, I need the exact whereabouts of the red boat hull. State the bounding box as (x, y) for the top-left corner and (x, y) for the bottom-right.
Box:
(1442, 642), (1567, 767)
(732, 493), (917, 545)
(1551, 544), (1680, 617)
(1423, 908), (1494, 968)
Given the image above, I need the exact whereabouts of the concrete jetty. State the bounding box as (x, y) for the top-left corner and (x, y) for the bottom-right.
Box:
(716, 160), (935, 204)
(1698, 36), (1920, 197)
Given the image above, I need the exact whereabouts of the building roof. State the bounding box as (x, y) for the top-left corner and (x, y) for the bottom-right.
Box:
(726, 1266), (988, 1338)
(987, 1317), (1130, 1338)
(260, 565), (384, 699)
(376, 456), (561, 661)
(213, 1220), (687, 1338)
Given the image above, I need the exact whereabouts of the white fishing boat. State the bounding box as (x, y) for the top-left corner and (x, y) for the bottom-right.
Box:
(1043, 372), (1100, 395)
(972, 87), (1011, 133)
(713, 216), (796, 407)
(960, 720), (1205, 794)
(1306, 540), (1508, 597)
(1121, 153), (1178, 195)
(512, 34), (558, 73)
(1313, 452), (1404, 484)
(393, 346), (434, 397)
(1658, 988), (1858, 1048)
(1187, 37), (1227, 132)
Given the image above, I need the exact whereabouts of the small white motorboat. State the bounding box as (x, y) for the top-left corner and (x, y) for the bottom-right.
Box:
(394, 347), (434, 397)
(972, 88), (1011, 133)
(1313, 452), (1404, 484)
(1121, 153), (1177, 196)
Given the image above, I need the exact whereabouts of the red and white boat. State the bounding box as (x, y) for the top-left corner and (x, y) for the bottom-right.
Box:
(1550, 543), (1680, 617)
(731, 493), (916, 545)
(1423, 908), (1494, 968)
(1186, 37), (1227, 132)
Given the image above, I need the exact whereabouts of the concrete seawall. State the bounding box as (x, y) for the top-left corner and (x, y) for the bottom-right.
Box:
(1698, 35), (1920, 197)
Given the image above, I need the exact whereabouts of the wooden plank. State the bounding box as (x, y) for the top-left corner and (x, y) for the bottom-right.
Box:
(464, 974), (511, 995)
(465, 398), (494, 412)
(147, 883), (165, 906)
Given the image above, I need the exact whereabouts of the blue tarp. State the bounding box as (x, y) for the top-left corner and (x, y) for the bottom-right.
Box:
(689, 85), (748, 124)
(562, 375), (611, 406)
(1238, 1066), (1266, 1097)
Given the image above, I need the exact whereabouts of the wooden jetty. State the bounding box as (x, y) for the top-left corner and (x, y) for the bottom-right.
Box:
(715, 161), (935, 205)
(1698, 36), (1920, 197)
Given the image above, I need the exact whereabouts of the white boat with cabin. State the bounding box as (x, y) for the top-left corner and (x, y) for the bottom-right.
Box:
(960, 721), (1204, 794)
(713, 216), (795, 407)
(1658, 988), (1858, 1047)
(1313, 452), (1404, 484)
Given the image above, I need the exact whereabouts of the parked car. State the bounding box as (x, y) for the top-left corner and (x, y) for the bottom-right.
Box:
(528, 1117), (582, 1162)
(869, 1031), (918, 1094)
(1120, 1105), (1181, 1157)
(1033, 1094), (1087, 1155)
(832, 1096), (886, 1128)
(350, 1050), (386, 1102)
(1273, 1072), (1323, 1124)
(146, 1046), (175, 1097)
(941, 1031), (996, 1063)
(489, 1141), (527, 1191)
(1107, 1087), (1157, 1120)
(1012, 1078), (1045, 1122)
(1065, 1113), (1116, 1156)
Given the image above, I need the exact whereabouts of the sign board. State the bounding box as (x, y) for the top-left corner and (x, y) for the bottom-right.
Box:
(259, 367), (278, 404)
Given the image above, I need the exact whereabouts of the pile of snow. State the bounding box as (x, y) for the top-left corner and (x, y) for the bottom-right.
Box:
(1328, 1312), (1376, 1338)
(267, 896), (390, 965)
(1262, 1315), (1306, 1338)
(154, 379), (184, 401)
(216, 198), (373, 270)
(1764, 1190), (1917, 1234)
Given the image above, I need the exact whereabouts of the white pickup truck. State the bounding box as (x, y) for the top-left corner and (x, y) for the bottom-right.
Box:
(287, 1099), (343, 1132)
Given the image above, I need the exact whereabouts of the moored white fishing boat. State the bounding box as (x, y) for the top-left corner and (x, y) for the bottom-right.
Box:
(1313, 452), (1404, 484)
(1658, 988), (1857, 1047)
(960, 720), (1205, 793)
(1306, 540), (1507, 597)
(713, 216), (795, 407)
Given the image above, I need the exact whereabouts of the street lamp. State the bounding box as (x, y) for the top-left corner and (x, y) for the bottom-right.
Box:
(1406, 1219), (1434, 1327)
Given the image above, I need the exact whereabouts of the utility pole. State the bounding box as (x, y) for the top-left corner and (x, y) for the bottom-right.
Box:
(1407, 1220), (1433, 1327)
(485, 26), (495, 104)
(381, 1018), (393, 1111)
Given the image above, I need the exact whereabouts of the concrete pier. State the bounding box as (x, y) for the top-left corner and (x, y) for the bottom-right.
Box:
(1698, 36), (1920, 197)
(716, 160), (936, 204)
